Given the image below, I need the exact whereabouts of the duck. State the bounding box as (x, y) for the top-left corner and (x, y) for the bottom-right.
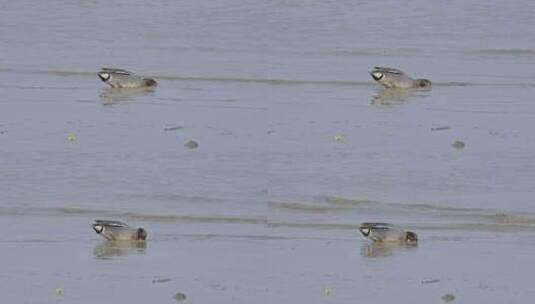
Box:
(359, 222), (418, 243)
(369, 67), (431, 89)
(92, 220), (147, 241)
(97, 68), (157, 88)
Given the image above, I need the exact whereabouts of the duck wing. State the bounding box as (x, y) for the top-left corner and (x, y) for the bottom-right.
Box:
(93, 219), (130, 228)
(373, 67), (406, 76)
(360, 222), (395, 229)
(100, 68), (133, 76)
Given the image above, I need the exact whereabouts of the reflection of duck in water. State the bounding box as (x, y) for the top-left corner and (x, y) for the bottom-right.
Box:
(371, 88), (417, 105)
(92, 220), (147, 241)
(98, 68), (157, 88)
(359, 223), (418, 243)
(99, 85), (155, 104)
(370, 67), (431, 89)
(93, 240), (147, 258)
(361, 242), (417, 258)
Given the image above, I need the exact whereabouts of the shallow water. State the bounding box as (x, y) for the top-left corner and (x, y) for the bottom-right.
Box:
(2, 0), (535, 303)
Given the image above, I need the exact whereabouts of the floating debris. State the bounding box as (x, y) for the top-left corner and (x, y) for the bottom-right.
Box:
(152, 277), (172, 284)
(173, 292), (187, 301)
(324, 287), (333, 296)
(67, 133), (77, 143)
(441, 293), (455, 302)
(184, 140), (199, 149)
(452, 140), (465, 149)
(431, 126), (451, 132)
(55, 287), (64, 295)
(334, 135), (344, 142)
(421, 278), (440, 284)
(0, 130), (6, 135)
(164, 126), (184, 132)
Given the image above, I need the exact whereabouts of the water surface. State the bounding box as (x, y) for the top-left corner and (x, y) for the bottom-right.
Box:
(1, 1), (535, 303)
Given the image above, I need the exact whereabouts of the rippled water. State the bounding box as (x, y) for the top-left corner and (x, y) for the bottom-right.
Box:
(1, 0), (535, 303)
